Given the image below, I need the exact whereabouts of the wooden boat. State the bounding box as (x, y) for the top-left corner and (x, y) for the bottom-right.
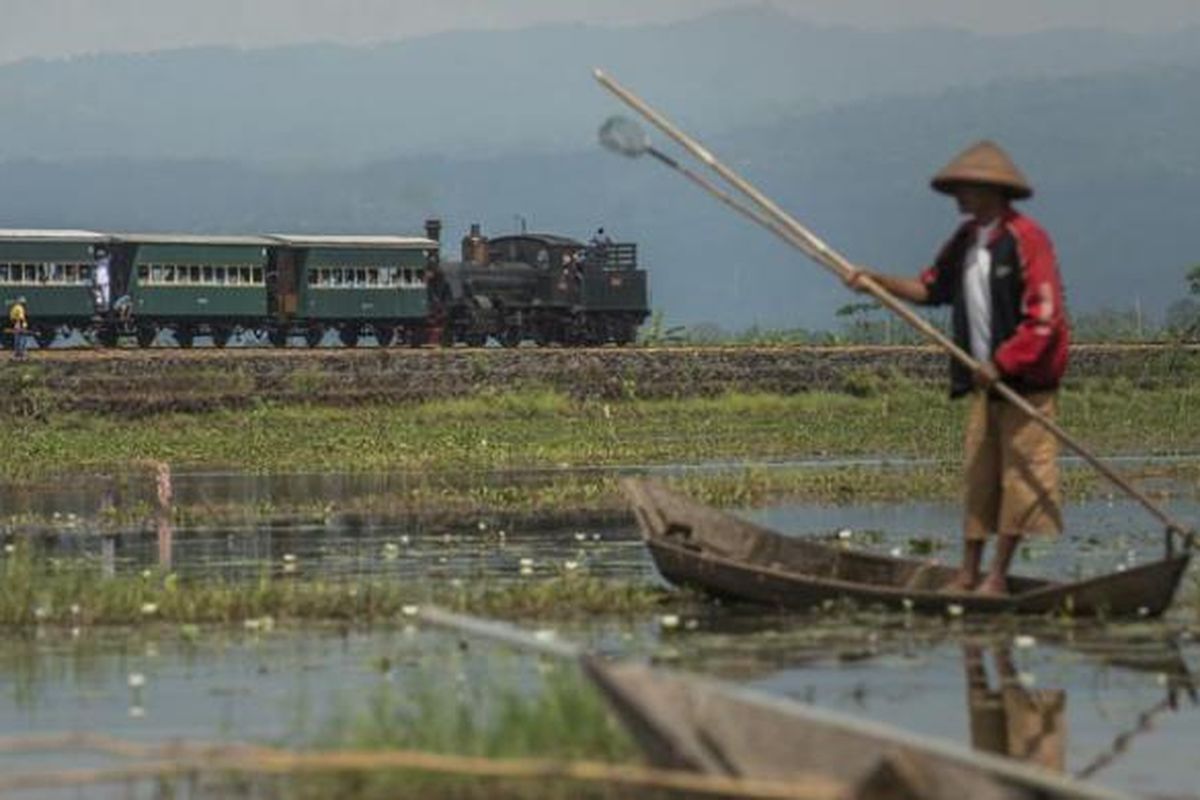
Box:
(622, 479), (1191, 617)
(418, 607), (1135, 800)
(583, 657), (1134, 800)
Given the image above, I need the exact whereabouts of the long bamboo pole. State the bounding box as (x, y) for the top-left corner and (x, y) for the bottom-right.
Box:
(0, 734), (843, 800)
(593, 68), (1193, 551)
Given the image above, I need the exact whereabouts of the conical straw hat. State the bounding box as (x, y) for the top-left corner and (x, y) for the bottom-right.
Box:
(930, 140), (1033, 199)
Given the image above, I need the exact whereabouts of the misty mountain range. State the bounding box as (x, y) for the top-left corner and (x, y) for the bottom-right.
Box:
(0, 6), (1196, 328)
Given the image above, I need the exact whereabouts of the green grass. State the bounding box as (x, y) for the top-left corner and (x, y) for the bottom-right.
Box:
(2, 382), (1197, 482)
(0, 543), (674, 627)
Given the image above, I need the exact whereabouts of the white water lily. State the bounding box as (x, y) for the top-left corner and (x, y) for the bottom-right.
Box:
(401, 604), (419, 617)
(946, 603), (964, 617)
(140, 603), (158, 616)
(128, 672), (146, 689)
(1014, 635), (1037, 649)
(659, 614), (681, 629)
(836, 528), (852, 540)
(563, 560), (579, 571)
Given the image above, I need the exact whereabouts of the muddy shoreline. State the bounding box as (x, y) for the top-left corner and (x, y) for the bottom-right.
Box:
(3, 343), (1195, 415)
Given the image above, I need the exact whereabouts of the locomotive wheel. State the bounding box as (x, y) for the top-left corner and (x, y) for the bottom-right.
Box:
(93, 327), (119, 348)
(375, 326), (396, 347)
(338, 328), (359, 348)
(175, 326), (195, 349)
(136, 326), (157, 349)
(33, 328), (55, 349)
(464, 332), (486, 348)
(267, 328), (289, 348)
(499, 328), (522, 348)
(212, 327), (231, 348)
(305, 327), (325, 348)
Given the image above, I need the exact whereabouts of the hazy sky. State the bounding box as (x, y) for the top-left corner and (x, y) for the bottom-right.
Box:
(3, 0), (1198, 64)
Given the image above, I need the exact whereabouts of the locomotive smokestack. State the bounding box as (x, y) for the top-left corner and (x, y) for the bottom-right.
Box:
(461, 223), (489, 266)
(424, 218), (442, 243)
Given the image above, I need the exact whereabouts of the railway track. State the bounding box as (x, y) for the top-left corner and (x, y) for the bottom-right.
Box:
(9, 341), (1198, 364)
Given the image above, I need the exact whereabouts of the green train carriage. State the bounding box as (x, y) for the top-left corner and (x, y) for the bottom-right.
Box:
(109, 234), (274, 347)
(267, 234), (436, 347)
(0, 229), (108, 347)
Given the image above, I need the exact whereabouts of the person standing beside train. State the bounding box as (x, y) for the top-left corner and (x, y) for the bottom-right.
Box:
(92, 245), (112, 313)
(8, 295), (29, 360)
(845, 141), (1070, 596)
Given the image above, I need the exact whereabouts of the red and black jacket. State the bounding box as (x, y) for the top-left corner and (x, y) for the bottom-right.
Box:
(919, 209), (1069, 398)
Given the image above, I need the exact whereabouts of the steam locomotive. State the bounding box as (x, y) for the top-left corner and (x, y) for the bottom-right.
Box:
(0, 220), (649, 348)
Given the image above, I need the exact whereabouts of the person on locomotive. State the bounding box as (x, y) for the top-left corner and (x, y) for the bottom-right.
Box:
(589, 227), (612, 263)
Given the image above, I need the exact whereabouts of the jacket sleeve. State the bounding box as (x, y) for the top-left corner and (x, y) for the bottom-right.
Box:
(918, 225), (969, 306)
(993, 221), (1064, 377)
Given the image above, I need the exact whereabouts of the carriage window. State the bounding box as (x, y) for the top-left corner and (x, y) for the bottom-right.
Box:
(416, 269), (425, 284)
(80, 265), (91, 282)
(367, 268), (379, 286)
(308, 270), (319, 286)
(241, 267), (252, 284)
(218, 267), (229, 285)
(0, 265), (8, 282)
(201, 266), (213, 283)
(190, 266), (202, 283)
(228, 267), (240, 286)
(150, 265), (162, 282)
(64, 264), (77, 282)
(252, 267), (263, 284)
(138, 264), (150, 281)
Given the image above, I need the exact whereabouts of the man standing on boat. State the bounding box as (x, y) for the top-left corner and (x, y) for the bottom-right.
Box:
(846, 141), (1070, 595)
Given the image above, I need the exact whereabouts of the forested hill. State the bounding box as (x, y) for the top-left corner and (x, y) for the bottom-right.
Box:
(0, 7), (1197, 162)
(0, 8), (1197, 328)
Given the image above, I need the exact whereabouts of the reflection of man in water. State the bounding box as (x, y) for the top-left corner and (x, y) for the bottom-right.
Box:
(93, 246), (112, 312)
(965, 643), (1066, 771)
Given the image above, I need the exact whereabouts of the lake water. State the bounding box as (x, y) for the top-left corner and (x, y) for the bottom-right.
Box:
(1, 470), (1198, 798)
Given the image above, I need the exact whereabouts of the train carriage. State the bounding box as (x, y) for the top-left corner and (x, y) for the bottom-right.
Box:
(0, 229), (108, 347)
(111, 234), (274, 347)
(267, 234), (437, 347)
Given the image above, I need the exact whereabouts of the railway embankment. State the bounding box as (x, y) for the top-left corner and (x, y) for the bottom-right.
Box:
(0, 344), (1195, 416)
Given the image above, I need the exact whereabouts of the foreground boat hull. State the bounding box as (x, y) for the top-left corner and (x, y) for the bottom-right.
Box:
(626, 480), (1190, 617)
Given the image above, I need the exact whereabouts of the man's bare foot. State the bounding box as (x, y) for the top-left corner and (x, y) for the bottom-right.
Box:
(975, 574), (1009, 596)
(941, 571), (977, 593)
